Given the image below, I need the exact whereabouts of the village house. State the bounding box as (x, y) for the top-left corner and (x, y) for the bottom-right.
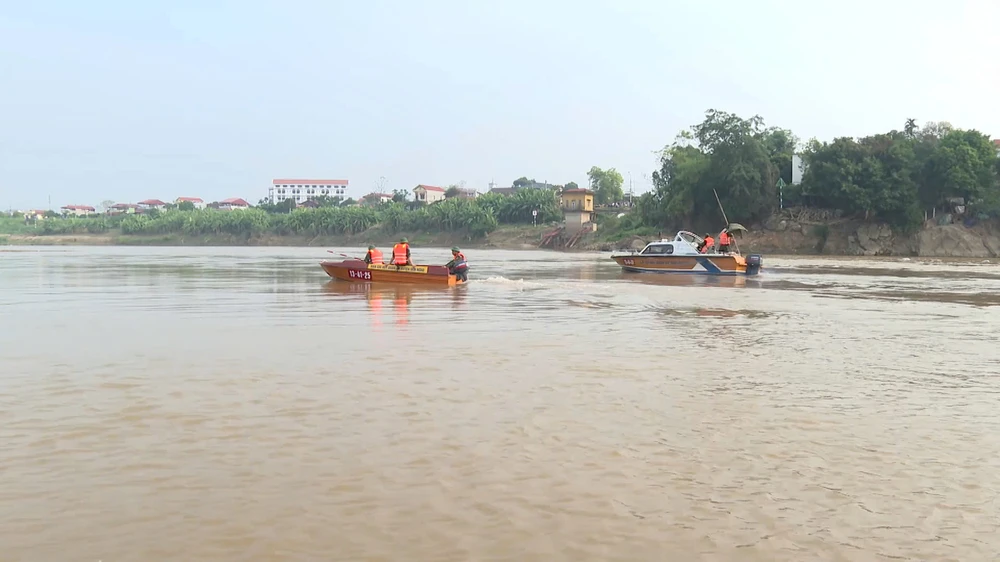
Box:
(413, 185), (446, 204)
(138, 199), (167, 211)
(452, 188), (479, 199)
(107, 203), (140, 215)
(60, 205), (96, 217)
(174, 197), (205, 209)
(362, 192), (393, 206)
(216, 198), (250, 210)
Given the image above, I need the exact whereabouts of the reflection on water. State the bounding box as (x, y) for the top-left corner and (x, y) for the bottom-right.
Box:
(322, 281), (469, 327)
(1, 246), (999, 561)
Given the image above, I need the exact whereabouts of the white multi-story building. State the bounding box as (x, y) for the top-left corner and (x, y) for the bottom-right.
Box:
(269, 179), (349, 205)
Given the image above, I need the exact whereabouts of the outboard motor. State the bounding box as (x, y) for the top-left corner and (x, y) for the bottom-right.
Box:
(746, 254), (763, 276)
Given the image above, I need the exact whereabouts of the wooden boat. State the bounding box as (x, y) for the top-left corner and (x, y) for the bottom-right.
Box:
(610, 231), (763, 276)
(319, 259), (466, 286)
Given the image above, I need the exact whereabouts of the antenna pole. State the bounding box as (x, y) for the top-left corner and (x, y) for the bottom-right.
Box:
(713, 189), (729, 226)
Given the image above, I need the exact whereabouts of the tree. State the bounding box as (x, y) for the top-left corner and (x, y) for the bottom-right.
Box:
(512, 176), (533, 188)
(100, 200), (115, 213)
(445, 186), (461, 198)
(639, 109), (786, 229)
(587, 166), (624, 204)
(904, 118), (918, 139)
(392, 189), (409, 203)
(177, 201), (196, 211)
(924, 129), (998, 208)
(798, 134), (921, 229)
(564, 181), (579, 190)
(309, 195), (341, 208)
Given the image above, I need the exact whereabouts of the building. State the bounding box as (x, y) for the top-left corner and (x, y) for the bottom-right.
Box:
(138, 199), (167, 210)
(453, 188), (479, 199)
(269, 179), (348, 205)
(175, 197), (205, 209)
(362, 192), (393, 206)
(488, 186), (516, 196)
(561, 188), (596, 234)
(413, 184), (446, 204)
(108, 203), (140, 215)
(216, 198), (250, 210)
(61, 205), (96, 217)
(993, 139), (1000, 156)
(791, 155), (805, 185)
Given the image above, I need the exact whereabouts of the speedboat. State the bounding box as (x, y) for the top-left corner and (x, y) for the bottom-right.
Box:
(610, 230), (763, 276)
(320, 259), (466, 286)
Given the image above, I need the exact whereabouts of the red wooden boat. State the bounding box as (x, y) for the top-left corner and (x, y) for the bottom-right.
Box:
(319, 259), (466, 286)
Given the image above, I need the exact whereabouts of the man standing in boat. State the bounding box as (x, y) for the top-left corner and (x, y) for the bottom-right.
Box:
(697, 232), (715, 254)
(445, 247), (469, 282)
(364, 244), (384, 264)
(391, 237), (412, 267)
(718, 228), (731, 254)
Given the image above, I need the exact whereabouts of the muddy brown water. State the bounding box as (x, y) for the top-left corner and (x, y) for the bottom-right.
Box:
(1, 247), (999, 561)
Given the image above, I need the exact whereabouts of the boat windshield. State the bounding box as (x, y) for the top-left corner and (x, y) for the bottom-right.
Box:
(676, 231), (702, 245)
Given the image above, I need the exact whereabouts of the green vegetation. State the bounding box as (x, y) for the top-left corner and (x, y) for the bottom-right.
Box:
(627, 110), (1000, 234)
(586, 166), (625, 204)
(6, 188), (563, 241)
(0, 215), (125, 236)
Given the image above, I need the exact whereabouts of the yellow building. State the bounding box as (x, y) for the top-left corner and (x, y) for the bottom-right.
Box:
(560, 189), (594, 212)
(560, 188), (596, 233)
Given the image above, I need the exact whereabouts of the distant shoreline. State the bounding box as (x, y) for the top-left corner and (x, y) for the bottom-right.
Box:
(0, 225), (555, 251)
(2, 219), (998, 259)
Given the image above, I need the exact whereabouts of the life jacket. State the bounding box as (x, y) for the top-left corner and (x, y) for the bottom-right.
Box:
(392, 243), (409, 265)
(719, 231), (730, 245)
(367, 248), (383, 264)
(701, 236), (714, 253)
(451, 252), (468, 270)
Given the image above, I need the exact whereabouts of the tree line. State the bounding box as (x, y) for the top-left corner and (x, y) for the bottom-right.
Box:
(629, 110), (1000, 233)
(24, 189), (563, 239)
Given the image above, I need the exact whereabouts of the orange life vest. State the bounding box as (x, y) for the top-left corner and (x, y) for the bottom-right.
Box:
(368, 248), (383, 264)
(701, 236), (714, 253)
(392, 243), (409, 265)
(719, 231), (730, 245)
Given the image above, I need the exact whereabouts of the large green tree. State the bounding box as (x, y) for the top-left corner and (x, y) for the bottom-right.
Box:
(642, 109), (783, 230)
(924, 129), (998, 207)
(587, 166), (624, 204)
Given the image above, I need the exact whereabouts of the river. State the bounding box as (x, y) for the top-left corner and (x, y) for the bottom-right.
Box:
(1, 246), (999, 561)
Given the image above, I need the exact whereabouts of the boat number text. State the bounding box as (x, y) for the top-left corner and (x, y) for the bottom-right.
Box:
(348, 269), (372, 280)
(622, 258), (635, 266)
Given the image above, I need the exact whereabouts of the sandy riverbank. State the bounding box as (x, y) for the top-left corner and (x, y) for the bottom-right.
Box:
(4, 219), (1000, 258)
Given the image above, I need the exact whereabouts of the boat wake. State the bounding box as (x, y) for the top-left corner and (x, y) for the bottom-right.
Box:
(476, 276), (547, 290)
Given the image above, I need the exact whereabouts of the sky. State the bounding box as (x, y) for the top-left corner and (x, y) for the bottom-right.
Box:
(1, 0), (998, 211)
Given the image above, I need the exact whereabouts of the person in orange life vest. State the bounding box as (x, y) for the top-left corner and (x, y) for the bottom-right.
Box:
(717, 229), (731, 253)
(445, 247), (468, 282)
(364, 244), (384, 264)
(698, 233), (715, 253)
(391, 237), (412, 266)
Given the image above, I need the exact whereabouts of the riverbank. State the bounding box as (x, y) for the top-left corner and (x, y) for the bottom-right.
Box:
(0, 224), (554, 250)
(4, 218), (999, 258)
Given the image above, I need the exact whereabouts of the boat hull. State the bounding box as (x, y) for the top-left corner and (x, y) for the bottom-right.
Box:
(320, 260), (464, 286)
(611, 254), (761, 276)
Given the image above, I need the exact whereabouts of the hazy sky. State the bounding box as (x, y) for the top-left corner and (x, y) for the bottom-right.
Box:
(1, 0), (998, 210)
